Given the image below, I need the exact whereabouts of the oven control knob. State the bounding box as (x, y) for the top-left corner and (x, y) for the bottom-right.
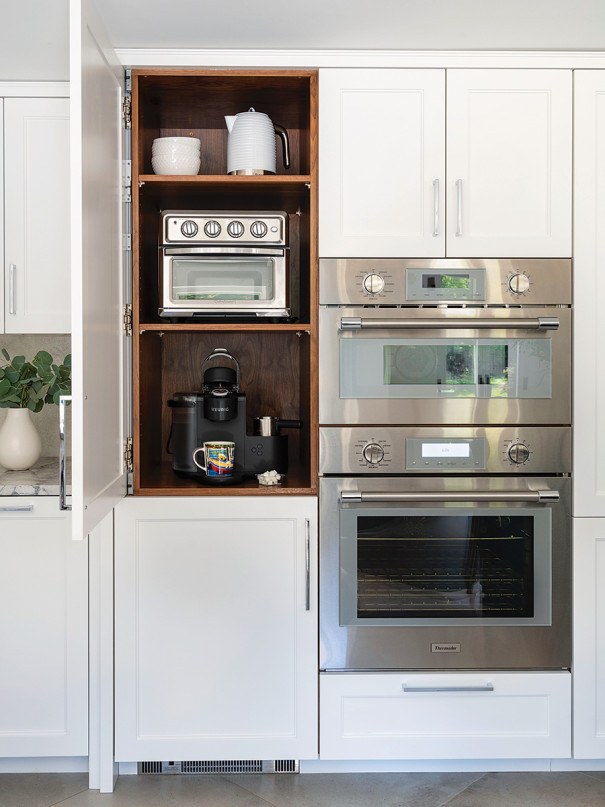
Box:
(250, 220), (268, 238)
(227, 220), (245, 238)
(508, 273), (530, 294)
(363, 273), (385, 295)
(508, 442), (530, 464)
(180, 220), (198, 238)
(204, 220), (221, 238)
(362, 443), (385, 465)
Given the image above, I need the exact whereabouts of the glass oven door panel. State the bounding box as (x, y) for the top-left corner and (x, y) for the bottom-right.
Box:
(340, 337), (552, 399)
(339, 506), (552, 627)
(170, 257), (276, 303)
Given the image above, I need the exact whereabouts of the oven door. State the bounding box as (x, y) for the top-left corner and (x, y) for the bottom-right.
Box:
(160, 246), (288, 317)
(319, 475), (571, 671)
(318, 306), (571, 425)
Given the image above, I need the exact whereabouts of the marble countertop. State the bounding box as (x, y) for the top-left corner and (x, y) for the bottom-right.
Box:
(0, 457), (71, 496)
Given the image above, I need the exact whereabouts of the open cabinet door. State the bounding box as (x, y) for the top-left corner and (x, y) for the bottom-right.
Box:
(70, 0), (127, 540)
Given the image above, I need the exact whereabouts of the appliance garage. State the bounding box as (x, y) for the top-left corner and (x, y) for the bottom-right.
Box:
(319, 258), (572, 672)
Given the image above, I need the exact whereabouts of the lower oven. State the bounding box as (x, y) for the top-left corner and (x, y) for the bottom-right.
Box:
(319, 427), (571, 671)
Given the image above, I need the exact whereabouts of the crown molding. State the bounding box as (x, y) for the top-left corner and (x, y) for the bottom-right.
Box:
(0, 81), (69, 97)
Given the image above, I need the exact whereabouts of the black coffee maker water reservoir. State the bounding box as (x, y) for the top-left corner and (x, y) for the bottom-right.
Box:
(168, 348), (300, 483)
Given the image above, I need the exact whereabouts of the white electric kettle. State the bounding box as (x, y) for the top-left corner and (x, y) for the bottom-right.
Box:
(224, 108), (290, 175)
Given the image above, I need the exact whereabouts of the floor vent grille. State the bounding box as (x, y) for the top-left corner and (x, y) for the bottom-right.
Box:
(138, 759), (299, 775)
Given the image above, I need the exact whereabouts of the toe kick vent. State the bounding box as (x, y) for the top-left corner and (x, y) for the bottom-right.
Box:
(138, 759), (299, 775)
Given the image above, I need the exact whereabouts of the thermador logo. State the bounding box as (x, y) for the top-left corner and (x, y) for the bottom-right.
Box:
(431, 643), (461, 653)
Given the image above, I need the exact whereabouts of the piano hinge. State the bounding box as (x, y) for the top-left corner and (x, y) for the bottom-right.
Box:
(122, 159), (132, 203)
(124, 437), (133, 472)
(122, 94), (132, 129)
(123, 303), (133, 336)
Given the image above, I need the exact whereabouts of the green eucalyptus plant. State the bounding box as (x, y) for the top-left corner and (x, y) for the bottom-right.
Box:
(0, 349), (71, 412)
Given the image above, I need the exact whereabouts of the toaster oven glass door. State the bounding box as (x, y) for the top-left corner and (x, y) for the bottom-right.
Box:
(170, 257), (276, 303)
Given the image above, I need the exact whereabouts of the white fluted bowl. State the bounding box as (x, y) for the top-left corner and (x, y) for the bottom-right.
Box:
(153, 136), (200, 151)
(152, 153), (201, 175)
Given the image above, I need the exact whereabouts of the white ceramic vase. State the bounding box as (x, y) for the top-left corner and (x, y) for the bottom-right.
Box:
(0, 408), (42, 470)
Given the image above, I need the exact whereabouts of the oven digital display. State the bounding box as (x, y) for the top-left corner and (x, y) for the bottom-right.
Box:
(421, 442), (471, 458)
(422, 274), (470, 289)
(406, 267), (485, 301)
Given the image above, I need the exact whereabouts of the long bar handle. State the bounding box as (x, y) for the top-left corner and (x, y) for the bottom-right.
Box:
(305, 518), (311, 612)
(432, 179), (439, 237)
(59, 395), (72, 511)
(0, 505), (34, 512)
(340, 317), (559, 331)
(403, 683), (494, 693)
(8, 264), (16, 315)
(341, 490), (559, 504)
(455, 179), (463, 236)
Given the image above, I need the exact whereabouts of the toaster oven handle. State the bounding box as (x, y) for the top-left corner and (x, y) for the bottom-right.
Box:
(340, 317), (559, 331)
(341, 490), (559, 503)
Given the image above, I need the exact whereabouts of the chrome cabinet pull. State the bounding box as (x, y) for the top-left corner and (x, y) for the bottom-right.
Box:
(340, 317), (559, 331)
(0, 505), (34, 512)
(403, 683), (494, 693)
(341, 490), (559, 504)
(432, 179), (439, 237)
(455, 179), (463, 236)
(59, 395), (72, 511)
(305, 518), (311, 612)
(8, 264), (16, 314)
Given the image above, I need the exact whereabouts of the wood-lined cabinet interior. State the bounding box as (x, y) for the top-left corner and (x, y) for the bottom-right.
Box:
(131, 70), (318, 495)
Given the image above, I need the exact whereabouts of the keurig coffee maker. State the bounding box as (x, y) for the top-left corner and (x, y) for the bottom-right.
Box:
(168, 348), (301, 483)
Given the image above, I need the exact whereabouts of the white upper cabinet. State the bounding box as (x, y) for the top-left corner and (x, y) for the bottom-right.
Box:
(319, 69), (446, 257)
(4, 97), (70, 333)
(446, 70), (572, 257)
(573, 71), (605, 517)
(319, 68), (571, 258)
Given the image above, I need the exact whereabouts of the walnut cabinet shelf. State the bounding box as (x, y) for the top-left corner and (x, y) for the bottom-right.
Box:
(131, 69), (318, 496)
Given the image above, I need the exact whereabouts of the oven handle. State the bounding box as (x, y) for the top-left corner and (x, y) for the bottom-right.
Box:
(340, 316), (559, 331)
(402, 683), (494, 693)
(341, 490), (559, 504)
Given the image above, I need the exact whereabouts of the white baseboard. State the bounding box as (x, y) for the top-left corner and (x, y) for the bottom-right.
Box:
(118, 762), (138, 775)
(0, 757), (88, 773)
(301, 759), (564, 773)
(551, 759), (605, 771)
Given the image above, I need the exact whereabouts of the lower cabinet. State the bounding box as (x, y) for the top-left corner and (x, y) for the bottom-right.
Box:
(320, 672), (571, 760)
(114, 496), (318, 762)
(573, 517), (605, 757)
(0, 498), (88, 757)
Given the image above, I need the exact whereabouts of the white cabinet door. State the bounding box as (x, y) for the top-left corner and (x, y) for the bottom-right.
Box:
(70, 0), (126, 540)
(446, 70), (572, 257)
(573, 71), (605, 517)
(319, 69), (445, 257)
(573, 518), (605, 758)
(114, 496), (318, 762)
(0, 499), (87, 757)
(4, 98), (70, 333)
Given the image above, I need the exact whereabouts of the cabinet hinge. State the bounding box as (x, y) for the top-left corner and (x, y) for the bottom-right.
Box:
(122, 94), (132, 129)
(124, 437), (133, 472)
(122, 159), (132, 203)
(123, 232), (132, 251)
(123, 303), (133, 336)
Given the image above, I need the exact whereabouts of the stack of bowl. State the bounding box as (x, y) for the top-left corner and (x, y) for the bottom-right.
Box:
(151, 137), (201, 175)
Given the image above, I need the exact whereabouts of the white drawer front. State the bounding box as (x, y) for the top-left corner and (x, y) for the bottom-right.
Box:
(320, 672), (570, 760)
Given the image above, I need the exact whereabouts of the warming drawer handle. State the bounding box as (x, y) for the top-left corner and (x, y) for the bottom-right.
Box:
(339, 317), (559, 331)
(59, 395), (72, 511)
(402, 683), (494, 693)
(341, 490), (559, 504)
(0, 505), (34, 513)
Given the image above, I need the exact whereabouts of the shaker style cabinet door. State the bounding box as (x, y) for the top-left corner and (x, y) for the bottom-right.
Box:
(319, 69), (445, 257)
(0, 500), (88, 757)
(573, 71), (605, 517)
(446, 70), (572, 257)
(4, 97), (70, 333)
(114, 497), (318, 762)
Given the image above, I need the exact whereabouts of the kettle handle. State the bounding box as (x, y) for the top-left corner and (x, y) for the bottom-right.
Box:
(201, 348), (241, 391)
(274, 124), (291, 170)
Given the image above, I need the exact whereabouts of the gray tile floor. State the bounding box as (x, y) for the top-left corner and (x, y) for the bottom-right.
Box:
(3, 771), (605, 807)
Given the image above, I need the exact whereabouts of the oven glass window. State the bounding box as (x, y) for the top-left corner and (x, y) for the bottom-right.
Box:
(171, 258), (275, 302)
(340, 507), (551, 626)
(340, 337), (552, 399)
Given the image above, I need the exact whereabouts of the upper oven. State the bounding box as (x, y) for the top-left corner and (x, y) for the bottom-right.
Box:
(319, 259), (571, 426)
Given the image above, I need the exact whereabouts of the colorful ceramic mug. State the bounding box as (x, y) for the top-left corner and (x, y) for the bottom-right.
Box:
(192, 441), (235, 477)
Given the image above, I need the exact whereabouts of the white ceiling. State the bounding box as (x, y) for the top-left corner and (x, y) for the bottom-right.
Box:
(1, 0), (605, 82)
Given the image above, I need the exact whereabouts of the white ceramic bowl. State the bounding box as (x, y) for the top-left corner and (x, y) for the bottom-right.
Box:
(153, 136), (200, 151)
(151, 154), (201, 175)
(152, 144), (201, 159)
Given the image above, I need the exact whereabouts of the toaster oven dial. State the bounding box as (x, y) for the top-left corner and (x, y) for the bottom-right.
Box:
(204, 220), (221, 238)
(250, 220), (268, 238)
(508, 273), (531, 294)
(363, 273), (386, 295)
(507, 442), (530, 465)
(180, 220), (198, 238)
(227, 220), (245, 238)
(362, 443), (385, 465)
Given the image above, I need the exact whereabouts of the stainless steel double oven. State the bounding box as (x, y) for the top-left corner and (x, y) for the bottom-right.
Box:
(318, 259), (572, 671)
